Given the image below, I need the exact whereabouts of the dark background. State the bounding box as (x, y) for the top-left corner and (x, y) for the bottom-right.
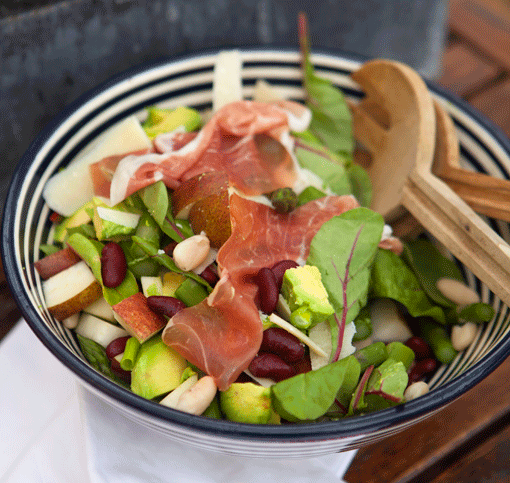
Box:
(0, 0), (448, 217)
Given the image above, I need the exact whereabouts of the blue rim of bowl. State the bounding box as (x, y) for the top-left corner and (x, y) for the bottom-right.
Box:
(3, 46), (510, 441)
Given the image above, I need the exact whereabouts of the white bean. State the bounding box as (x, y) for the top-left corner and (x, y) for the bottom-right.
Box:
(173, 234), (210, 272)
(404, 381), (429, 401)
(436, 278), (480, 306)
(451, 322), (478, 351)
(175, 376), (217, 415)
(369, 298), (412, 343)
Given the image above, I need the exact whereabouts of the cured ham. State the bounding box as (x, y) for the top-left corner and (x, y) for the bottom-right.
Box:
(106, 101), (311, 205)
(162, 193), (360, 390)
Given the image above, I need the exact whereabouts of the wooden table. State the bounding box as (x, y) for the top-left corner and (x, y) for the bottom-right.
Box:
(1, 0), (510, 480)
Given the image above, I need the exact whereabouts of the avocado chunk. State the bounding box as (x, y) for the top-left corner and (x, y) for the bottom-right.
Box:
(143, 106), (202, 139)
(220, 382), (280, 424)
(92, 197), (141, 240)
(53, 200), (94, 242)
(281, 265), (334, 329)
(131, 336), (187, 400)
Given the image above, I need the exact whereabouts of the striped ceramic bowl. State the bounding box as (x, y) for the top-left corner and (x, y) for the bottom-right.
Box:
(3, 48), (510, 458)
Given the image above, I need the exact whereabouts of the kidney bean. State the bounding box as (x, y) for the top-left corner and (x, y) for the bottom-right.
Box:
(101, 242), (127, 288)
(163, 242), (177, 256)
(256, 267), (279, 314)
(105, 336), (130, 361)
(249, 352), (296, 382)
(199, 265), (219, 286)
(271, 260), (299, 290)
(405, 336), (432, 360)
(110, 357), (131, 383)
(147, 296), (187, 318)
(408, 358), (438, 383)
(260, 327), (305, 363)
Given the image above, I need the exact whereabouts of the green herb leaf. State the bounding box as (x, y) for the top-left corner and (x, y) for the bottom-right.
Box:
(139, 181), (169, 227)
(271, 355), (360, 422)
(403, 239), (464, 308)
(347, 164), (372, 207)
(294, 138), (352, 196)
(298, 12), (354, 155)
(131, 235), (212, 292)
(39, 244), (60, 256)
(66, 233), (139, 305)
(370, 248), (446, 324)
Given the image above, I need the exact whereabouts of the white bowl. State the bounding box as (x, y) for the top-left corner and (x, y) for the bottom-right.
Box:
(3, 48), (510, 458)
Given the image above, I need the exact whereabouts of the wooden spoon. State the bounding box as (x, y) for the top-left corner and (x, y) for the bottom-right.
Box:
(433, 101), (510, 222)
(350, 59), (510, 307)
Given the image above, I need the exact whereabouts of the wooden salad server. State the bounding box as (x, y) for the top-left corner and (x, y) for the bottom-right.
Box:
(350, 59), (510, 307)
(432, 101), (510, 223)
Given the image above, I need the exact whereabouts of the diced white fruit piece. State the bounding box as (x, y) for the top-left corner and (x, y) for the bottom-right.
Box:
(275, 294), (292, 321)
(75, 313), (129, 348)
(252, 79), (283, 102)
(83, 297), (116, 322)
(160, 374), (198, 408)
(141, 276), (163, 297)
(308, 320), (332, 370)
(308, 320), (356, 371)
(43, 261), (102, 320)
(244, 369), (275, 388)
(212, 50), (242, 112)
(43, 116), (151, 216)
(96, 206), (141, 228)
(62, 313), (80, 329)
(268, 313), (327, 357)
(174, 376), (217, 415)
(369, 298), (413, 343)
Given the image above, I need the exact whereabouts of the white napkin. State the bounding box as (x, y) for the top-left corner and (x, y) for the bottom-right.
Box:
(1, 321), (357, 483)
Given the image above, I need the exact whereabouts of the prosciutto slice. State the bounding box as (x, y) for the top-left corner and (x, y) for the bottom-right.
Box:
(162, 193), (359, 390)
(107, 100), (310, 205)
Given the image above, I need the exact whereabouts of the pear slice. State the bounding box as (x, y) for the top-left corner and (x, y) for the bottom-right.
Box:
(43, 261), (102, 320)
(43, 116), (151, 216)
(83, 296), (116, 322)
(75, 313), (129, 348)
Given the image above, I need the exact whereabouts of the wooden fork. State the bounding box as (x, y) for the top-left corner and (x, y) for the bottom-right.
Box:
(350, 59), (510, 307)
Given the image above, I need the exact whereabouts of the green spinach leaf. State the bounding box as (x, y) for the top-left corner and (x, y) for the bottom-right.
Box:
(370, 248), (446, 324)
(271, 355), (360, 422)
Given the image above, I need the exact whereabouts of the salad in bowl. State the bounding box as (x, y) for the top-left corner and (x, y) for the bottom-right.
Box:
(4, 15), (510, 458)
(33, 37), (494, 426)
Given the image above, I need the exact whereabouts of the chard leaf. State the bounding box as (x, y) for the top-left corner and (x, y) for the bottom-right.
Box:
(66, 233), (138, 305)
(348, 364), (374, 415)
(271, 355), (360, 422)
(307, 207), (384, 360)
(298, 13), (354, 155)
(77, 334), (129, 388)
(294, 138), (352, 196)
(370, 248), (446, 324)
